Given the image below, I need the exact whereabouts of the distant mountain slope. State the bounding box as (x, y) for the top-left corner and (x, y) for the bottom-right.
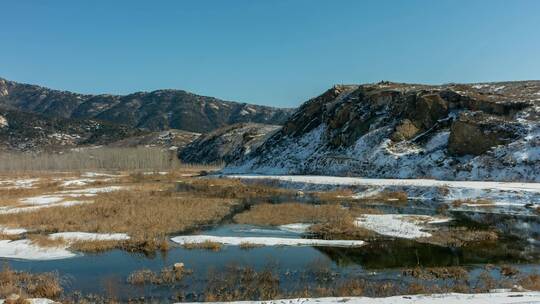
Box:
(179, 123), (280, 164)
(225, 81), (540, 182)
(0, 77), (294, 133)
(108, 129), (200, 152)
(0, 107), (145, 152)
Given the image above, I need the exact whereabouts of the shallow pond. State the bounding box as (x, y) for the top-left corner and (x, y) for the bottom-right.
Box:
(5, 223), (540, 302)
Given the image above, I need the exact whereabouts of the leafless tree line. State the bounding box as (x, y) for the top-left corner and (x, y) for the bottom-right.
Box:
(0, 147), (222, 172)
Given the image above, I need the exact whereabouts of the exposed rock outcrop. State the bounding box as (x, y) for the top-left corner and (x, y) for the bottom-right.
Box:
(179, 123), (280, 164)
(448, 112), (523, 156)
(225, 81), (540, 182)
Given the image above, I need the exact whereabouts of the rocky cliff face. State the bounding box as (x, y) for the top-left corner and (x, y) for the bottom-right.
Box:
(225, 81), (540, 182)
(0, 78), (293, 133)
(179, 123), (280, 164)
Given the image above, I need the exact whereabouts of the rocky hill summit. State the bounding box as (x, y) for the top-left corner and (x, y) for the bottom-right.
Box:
(0, 77), (293, 133)
(225, 81), (540, 182)
(179, 123), (280, 164)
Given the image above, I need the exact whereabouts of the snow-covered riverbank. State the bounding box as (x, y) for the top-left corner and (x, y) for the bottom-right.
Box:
(178, 292), (540, 304)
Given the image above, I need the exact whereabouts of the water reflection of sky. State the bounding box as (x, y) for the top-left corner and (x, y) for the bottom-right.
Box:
(5, 223), (540, 301)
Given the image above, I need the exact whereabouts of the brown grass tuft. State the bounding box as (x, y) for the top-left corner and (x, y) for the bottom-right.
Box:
(421, 227), (498, 247)
(69, 240), (121, 253)
(27, 234), (67, 248)
(518, 273), (540, 291)
(239, 242), (264, 250)
(452, 199), (494, 208)
(234, 203), (350, 226)
(356, 191), (408, 205)
(127, 266), (191, 285)
(0, 264), (63, 300)
(402, 266), (469, 280)
(182, 240), (223, 251)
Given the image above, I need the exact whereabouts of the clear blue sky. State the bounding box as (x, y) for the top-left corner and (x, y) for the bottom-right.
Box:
(1, 0), (539, 107)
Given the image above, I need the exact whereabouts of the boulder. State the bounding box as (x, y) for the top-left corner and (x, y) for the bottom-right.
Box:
(179, 123), (281, 164)
(448, 112), (522, 156)
(407, 93), (449, 130)
(392, 119), (421, 141)
(173, 262), (185, 271)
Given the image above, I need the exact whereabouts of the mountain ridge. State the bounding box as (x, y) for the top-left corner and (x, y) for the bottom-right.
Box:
(0, 106), (146, 152)
(0, 77), (294, 133)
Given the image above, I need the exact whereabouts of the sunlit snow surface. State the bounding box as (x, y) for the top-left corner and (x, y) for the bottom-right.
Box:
(171, 235), (364, 247)
(355, 214), (450, 239)
(177, 292), (540, 304)
(0, 232), (130, 260)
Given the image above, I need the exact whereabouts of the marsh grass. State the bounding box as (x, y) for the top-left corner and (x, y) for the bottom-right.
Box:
(205, 265), (280, 301)
(234, 203), (349, 226)
(0, 179), (240, 255)
(452, 199), (494, 208)
(0, 264), (63, 300)
(0, 181), (63, 207)
(176, 178), (294, 201)
(27, 234), (67, 248)
(183, 241), (223, 251)
(0, 173), (297, 255)
(239, 242), (264, 250)
(421, 227), (498, 247)
(357, 191), (409, 204)
(312, 189), (356, 203)
(234, 203), (377, 240)
(0, 188), (238, 239)
(69, 240), (122, 253)
(0, 233), (21, 241)
(500, 265), (520, 277)
(200, 262), (530, 301)
(519, 273), (540, 290)
(127, 266), (191, 286)
(309, 220), (375, 240)
(402, 266), (469, 280)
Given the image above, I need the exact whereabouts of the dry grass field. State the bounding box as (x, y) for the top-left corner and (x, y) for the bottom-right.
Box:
(0, 167), (504, 253)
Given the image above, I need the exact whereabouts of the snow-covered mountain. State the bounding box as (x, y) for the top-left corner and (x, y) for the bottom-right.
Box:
(224, 81), (540, 182)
